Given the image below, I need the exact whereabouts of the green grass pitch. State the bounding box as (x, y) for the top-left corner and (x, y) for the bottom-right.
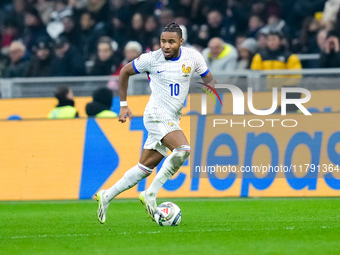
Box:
(1, 197), (340, 255)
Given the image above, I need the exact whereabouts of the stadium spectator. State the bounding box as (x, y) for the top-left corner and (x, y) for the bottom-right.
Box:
(107, 13), (129, 48)
(322, 0), (340, 30)
(207, 10), (227, 41)
(159, 9), (175, 28)
(78, 11), (106, 61)
(143, 15), (159, 51)
(59, 15), (81, 49)
(251, 0), (266, 20)
(166, 0), (193, 20)
(251, 30), (302, 88)
(151, 37), (161, 51)
(284, 0), (326, 39)
(236, 38), (257, 70)
(68, 0), (87, 10)
(0, 19), (20, 52)
(90, 37), (122, 76)
(202, 37), (238, 72)
(301, 24), (327, 68)
(4, 40), (29, 78)
(85, 0), (110, 24)
(85, 87), (117, 118)
(49, 0), (73, 22)
(320, 34), (340, 67)
(5, 0), (27, 36)
(114, 41), (142, 75)
(256, 30), (268, 51)
(247, 15), (265, 38)
(235, 34), (247, 52)
(22, 8), (49, 52)
(317, 29), (328, 52)
(108, 0), (130, 26)
(126, 0), (155, 17)
(46, 0), (72, 40)
(50, 36), (86, 76)
(222, 0), (249, 44)
(297, 16), (323, 54)
(26, 38), (53, 77)
(128, 13), (145, 47)
(251, 31), (302, 70)
(331, 4), (340, 35)
(35, 0), (54, 25)
(109, 0), (125, 12)
(260, 11), (290, 39)
(190, 24), (209, 51)
(174, 15), (190, 28)
(48, 85), (79, 119)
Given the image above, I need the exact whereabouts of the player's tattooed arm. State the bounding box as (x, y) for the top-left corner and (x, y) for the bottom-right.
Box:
(118, 62), (137, 123)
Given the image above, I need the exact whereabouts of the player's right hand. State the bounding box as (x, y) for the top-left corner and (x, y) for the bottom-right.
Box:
(118, 106), (133, 123)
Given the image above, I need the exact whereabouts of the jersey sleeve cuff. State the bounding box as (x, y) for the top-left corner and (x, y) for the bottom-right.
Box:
(200, 68), (210, 77)
(132, 60), (140, 74)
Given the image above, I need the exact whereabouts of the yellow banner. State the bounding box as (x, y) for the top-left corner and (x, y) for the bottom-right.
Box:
(0, 113), (339, 201)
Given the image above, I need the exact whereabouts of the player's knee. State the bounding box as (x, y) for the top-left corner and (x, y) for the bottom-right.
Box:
(173, 145), (191, 164)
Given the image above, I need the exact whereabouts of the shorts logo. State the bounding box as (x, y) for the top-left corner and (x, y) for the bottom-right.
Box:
(182, 64), (191, 77)
(169, 122), (174, 126)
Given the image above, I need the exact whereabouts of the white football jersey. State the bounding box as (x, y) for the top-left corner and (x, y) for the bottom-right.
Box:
(132, 46), (209, 118)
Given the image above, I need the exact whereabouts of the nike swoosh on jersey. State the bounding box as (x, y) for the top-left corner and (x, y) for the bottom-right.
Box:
(157, 70), (165, 73)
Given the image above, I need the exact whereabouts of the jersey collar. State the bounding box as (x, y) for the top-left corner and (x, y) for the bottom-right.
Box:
(169, 48), (182, 61)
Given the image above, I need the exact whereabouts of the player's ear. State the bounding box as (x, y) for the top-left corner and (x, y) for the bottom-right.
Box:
(180, 38), (184, 45)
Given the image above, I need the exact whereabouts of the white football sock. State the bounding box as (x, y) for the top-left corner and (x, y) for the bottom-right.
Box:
(104, 163), (153, 202)
(147, 145), (191, 199)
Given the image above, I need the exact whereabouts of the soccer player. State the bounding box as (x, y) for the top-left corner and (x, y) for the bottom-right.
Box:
(96, 22), (216, 223)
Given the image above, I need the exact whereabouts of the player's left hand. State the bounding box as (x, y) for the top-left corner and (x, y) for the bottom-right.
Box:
(118, 106), (133, 123)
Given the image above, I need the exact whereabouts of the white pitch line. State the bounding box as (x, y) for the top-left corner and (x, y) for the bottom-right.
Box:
(2, 197), (340, 205)
(7, 225), (335, 240)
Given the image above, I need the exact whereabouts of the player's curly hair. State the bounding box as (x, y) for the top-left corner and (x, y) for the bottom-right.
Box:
(163, 22), (182, 38)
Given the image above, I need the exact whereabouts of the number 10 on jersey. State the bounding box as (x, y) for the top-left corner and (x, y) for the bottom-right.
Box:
(169, 83), (180, 96)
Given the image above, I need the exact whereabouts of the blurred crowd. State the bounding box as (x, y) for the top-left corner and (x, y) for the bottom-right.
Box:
(1, 0), (340, 78)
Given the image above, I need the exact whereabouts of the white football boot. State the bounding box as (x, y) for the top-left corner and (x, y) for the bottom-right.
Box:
(96, 190), (110, 224)
(139, 190), (157, 221)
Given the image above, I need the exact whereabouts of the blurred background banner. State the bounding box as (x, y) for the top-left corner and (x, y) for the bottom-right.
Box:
(0, 112), (339, 201)
(0, 88), (339, 120)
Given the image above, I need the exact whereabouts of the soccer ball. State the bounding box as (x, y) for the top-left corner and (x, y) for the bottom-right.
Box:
(154, 202), (181, 226)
